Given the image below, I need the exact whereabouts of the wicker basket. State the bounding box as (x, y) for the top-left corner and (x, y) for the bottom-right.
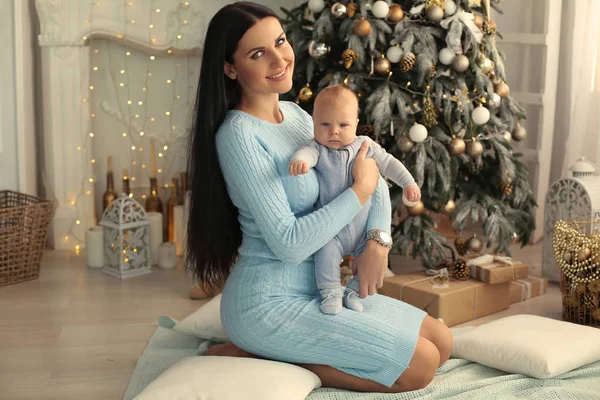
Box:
(0, 190), (54, 287)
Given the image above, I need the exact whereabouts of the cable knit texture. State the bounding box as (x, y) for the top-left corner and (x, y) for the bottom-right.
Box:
(215, 101), (426, 387)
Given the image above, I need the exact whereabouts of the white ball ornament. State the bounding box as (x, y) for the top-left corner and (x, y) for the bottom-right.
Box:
(488, 93), (501, 108)
(372, 1), (390, 18)
(386, 46), (403, 63)
(444, 0), (457, 16)
(409, 123), (428, 142)
(308, 0), (325, 13)
(438, 48), (455, 66)
(471, 105), (490, 125)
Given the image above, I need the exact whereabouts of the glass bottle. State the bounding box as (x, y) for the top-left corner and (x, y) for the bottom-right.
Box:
(102, 156), (118, 212)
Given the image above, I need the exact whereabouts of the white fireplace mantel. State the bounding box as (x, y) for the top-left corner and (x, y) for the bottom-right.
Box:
(35, 0), (206, 249)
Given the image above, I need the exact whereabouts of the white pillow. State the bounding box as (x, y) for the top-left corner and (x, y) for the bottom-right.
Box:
(451, 314), (600, 379)
(169, 294), (229, 342)
(134, 356), (322, 400)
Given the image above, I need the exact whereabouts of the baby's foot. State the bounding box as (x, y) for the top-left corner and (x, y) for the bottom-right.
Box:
(343, 287), (364, 312)
(319, 288), (343, 315)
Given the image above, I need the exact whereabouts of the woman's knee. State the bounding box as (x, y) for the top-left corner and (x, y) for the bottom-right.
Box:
(394, 337), (440, 391)
(419, 316), (453, 365)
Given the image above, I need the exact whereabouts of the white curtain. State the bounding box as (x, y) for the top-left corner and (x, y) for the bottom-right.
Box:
(558, 0), (600, 178)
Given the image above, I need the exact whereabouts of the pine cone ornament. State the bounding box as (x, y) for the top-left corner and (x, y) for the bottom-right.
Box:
(588, 279), (600, 293)
(357, 124), (375, 138)
(400, 52), (416, 72)
(454, 237), (468, 256)
(422, 96), (438, 128)
(451, 259), (470, 281)
(342, 49), (359, 69)
(346, 2), (358, 18)
(500, 177), (513, 196)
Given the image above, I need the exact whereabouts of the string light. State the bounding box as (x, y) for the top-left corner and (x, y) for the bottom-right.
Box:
(93, 66), (99, 71)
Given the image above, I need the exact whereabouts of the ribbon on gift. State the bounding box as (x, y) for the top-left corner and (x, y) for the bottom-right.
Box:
(514, 277), (548, 301)
(466, 254), (518, 282)
(398, 270), (479, 321)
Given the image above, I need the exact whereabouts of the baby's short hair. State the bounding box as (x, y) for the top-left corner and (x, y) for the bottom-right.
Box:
(314, 85), (361, 116)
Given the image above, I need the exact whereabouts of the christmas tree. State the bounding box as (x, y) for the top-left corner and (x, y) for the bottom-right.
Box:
(281, 0), (536, 267)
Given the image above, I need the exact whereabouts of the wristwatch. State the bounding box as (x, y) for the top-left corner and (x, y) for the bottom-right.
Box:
(367, 229), (393, 249)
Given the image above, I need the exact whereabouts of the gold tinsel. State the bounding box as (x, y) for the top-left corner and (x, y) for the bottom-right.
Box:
(400, 52), (416, 72)
(553, 220), (600, 284)
(499, 176), (513, 196)
(426, 0), (445, 10)
(422, 96), (438, 128)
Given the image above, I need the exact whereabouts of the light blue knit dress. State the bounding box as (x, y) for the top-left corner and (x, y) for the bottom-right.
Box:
(216, 101), (427, 388)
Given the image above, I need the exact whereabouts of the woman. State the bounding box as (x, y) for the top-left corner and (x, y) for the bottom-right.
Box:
(186, 1), (452, 393)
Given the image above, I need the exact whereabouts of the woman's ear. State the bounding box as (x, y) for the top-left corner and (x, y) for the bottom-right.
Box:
(224, 63), (237, 80)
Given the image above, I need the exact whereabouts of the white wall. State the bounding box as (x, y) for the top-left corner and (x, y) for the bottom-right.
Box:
(0, 0), (18, 190)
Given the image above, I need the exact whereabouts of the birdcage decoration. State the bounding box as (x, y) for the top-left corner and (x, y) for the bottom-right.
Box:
(100, 194), (152, 279)
(543, 157), (600, 282)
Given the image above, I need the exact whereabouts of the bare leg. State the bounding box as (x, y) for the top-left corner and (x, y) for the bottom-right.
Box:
(205, 338), (439, 393)
(418, 315), (453, 367)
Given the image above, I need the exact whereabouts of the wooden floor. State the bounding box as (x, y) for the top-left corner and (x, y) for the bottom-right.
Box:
(0, 244), (562, 399)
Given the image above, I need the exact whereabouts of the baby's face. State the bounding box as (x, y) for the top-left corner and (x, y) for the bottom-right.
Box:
(313, 97), (358, 150)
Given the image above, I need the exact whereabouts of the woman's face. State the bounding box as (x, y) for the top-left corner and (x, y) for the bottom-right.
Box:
(227, 17), (295, 97)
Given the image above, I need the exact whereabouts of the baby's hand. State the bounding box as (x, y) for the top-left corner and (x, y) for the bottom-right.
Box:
(404, 185), (421, 202)
(289, 160), (309, 176)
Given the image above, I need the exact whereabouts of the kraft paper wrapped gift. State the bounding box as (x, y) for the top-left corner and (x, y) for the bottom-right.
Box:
(379, 273), (511, 327)
(509, 276), (549, 304)
(462, 254), (529, 284)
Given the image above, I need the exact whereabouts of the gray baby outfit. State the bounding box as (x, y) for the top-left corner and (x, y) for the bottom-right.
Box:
(291, 135), (416, 312)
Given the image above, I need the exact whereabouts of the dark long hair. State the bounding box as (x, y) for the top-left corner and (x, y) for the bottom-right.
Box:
(186, 2), (280, 292)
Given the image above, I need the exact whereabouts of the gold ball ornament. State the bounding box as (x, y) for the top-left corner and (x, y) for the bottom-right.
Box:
(407, 201), (425, 216)
(400, 52), (416, 72)
(396, 134), (414, 153)
(426, 5), (444, 22)
(354, 18), (371, 37)
(502, 131), (512, 143)
(449, 137), (466, 156)
(342, 49), (359, 69)
(441, 200), (456, 216)
(578, 247), (592, 262)
(512, 125), (527, 142)
(451, 259), (470, 281)
(466, 140), (484, 159)
(494, 81), (510, 98)
(387, 4), (405, 23)
(347, 2), (358, 18)
(452, 54), (469, 72)
(331, 2), (347, 18)
(374, 56), (392, 75)
(454, 237), (468, 256)
(466, 235), (483, 253)
(477, 55), (495, 75)
(298, 85), (314, 102)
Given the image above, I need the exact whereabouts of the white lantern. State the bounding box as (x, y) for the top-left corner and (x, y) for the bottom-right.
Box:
(100, 194), (152, 279)
(543, 157), (600, 282)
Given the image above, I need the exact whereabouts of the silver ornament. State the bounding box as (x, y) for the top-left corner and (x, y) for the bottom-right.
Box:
(396, 135), (414, 153)
(502, 131), (512, 143)
(308, 40), (330, 58)
(477, 55), (495, 75)
(452, 54), (469, 72)
(488, 93), (501, 108)
(456, 128), (466, 138)
(466, 140), (484, 159)
(426, 5), (444, 22)
(466, 235), (483, 253)
(331, 2), (347, 18)
(512, 125), (527, 142)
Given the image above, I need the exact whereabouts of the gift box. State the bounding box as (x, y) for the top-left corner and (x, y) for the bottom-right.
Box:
(509, 276), (548, 304)
(379, 273), (511, 327)
(462, 254), (529, 284)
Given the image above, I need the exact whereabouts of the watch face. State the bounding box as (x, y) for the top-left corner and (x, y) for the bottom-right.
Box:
(379, 231), (392, 243)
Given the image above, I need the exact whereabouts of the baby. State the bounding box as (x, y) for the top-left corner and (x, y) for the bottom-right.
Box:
(289, 85), (421, 314)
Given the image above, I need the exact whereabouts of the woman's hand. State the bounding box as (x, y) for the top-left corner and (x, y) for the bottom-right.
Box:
(352, 240), (389, 298)
(352, 142), (379, 204)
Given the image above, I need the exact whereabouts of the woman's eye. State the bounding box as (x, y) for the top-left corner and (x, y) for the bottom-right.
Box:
(251, 51), (264, 60)
(276, 38), (286, 46)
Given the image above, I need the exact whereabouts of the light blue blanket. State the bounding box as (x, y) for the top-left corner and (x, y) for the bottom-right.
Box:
(124, 326), (600, 400)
